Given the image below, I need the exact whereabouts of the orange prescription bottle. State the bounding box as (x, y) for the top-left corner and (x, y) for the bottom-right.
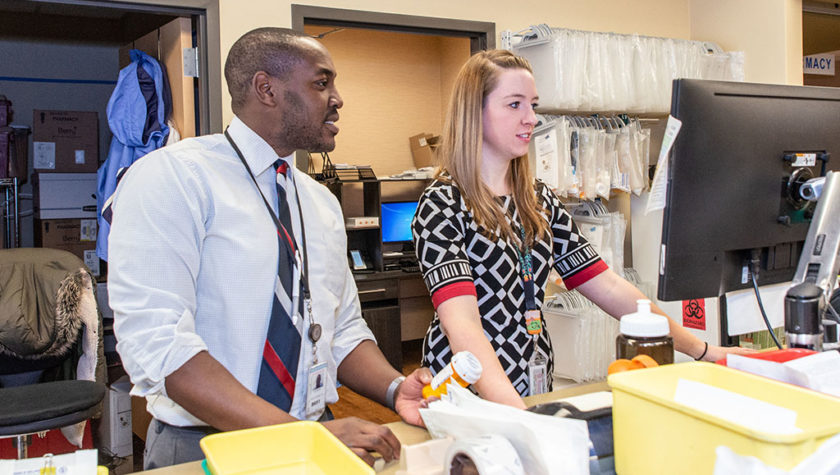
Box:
(422, 351), (483, 399)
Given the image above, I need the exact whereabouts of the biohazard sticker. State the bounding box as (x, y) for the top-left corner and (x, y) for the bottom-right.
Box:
(683, 299), (706, 330)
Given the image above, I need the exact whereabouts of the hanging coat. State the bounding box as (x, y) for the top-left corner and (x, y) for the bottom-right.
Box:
(96, 49), (171, 261)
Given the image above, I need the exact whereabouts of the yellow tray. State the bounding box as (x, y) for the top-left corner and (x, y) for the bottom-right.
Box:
(200, 421), (374, 475)
(608, 361), (840, 474)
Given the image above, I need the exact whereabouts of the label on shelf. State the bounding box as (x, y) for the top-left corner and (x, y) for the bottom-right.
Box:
(345, 216), (379, 229)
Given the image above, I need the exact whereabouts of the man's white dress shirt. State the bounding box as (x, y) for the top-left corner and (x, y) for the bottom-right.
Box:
(109, 117), (374, 426)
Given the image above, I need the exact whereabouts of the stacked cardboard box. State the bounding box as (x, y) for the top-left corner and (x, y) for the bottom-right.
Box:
(31, 110), (102, 278)
(32, 110), (98, 173)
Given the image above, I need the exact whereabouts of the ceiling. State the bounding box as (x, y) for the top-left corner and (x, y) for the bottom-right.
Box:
(0, 0), (186, 45)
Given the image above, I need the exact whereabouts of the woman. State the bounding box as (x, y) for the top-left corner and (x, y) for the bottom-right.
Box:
(411, 50), (752, 408)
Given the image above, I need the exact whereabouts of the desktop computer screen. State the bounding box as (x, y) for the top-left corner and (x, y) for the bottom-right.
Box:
(658, 79), (840, 301)
(381, 201), (419, 244)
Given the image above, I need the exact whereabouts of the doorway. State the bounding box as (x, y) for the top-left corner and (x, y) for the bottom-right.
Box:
(803, 1), (840, 87)
(0, 0), (212, 248)
(291, 5), (494, 204)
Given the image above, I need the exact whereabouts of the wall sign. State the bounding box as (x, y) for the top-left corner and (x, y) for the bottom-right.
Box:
(682, 299), (706, 330)
(804, 53), (835, 76)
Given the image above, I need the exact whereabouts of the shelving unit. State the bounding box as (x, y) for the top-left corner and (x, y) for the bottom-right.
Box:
(1, 177), (19, 248)
(321, 173), (435, 370)
(326, 177), (382, 271)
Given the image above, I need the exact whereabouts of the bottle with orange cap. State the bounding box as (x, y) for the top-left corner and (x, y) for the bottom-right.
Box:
(422, 351), (483, 399)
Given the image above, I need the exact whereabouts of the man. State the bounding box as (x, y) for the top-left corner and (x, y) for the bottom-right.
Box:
(108, 27), (430, 469)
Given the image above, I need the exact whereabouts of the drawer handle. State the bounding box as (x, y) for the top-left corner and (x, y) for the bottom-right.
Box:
(358, 288), (388, 295)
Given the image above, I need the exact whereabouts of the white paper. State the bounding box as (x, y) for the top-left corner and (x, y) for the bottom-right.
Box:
(420, 384), (589, 475)
(674, 379), (801, 436)
(84, 249), (100, 276)
(33, 141), (56, 169)
(534, 127), (560, 190)
(80, 219), (97, 241)
(726, 354), (808, 388)
(0, 449), (97, 475)
(724, 282), (789, 336)
(75, 149), (86, 164)
(783, 351), (840, 397)
(645, 115), (681, 215)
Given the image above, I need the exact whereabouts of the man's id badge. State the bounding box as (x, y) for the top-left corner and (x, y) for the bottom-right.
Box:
(528, 349), (548, 396)
(305, 362), (328, 417)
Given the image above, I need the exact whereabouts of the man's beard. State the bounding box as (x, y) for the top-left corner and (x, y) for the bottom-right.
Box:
(277, 90), (336, 153)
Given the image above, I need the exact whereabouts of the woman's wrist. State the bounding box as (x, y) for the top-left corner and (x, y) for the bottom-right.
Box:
(694, 341), (709, 361)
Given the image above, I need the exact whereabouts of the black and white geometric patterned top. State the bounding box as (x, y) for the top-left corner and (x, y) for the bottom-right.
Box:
(412, 178), (608, 396)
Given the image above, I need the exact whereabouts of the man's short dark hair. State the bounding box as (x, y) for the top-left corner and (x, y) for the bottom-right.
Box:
(224, 27), (311, 112)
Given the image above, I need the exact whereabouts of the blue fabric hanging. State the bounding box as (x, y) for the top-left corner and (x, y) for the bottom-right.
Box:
(96, 49), (171, 261)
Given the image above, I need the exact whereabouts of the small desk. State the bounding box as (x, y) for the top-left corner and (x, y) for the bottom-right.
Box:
(143, 381), (609, 475)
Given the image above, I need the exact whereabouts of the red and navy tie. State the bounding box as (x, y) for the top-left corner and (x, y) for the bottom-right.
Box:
(256, 161), (301, 411)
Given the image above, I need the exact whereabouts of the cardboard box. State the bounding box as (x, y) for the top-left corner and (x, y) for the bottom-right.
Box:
(35, 217), (101, 276)
(409, 133), (440, 169)
(32, 110), (98, 173)
(33, 172), (98, 219)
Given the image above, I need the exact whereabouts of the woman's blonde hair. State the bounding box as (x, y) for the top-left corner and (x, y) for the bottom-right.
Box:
(437, 49), (548, 247)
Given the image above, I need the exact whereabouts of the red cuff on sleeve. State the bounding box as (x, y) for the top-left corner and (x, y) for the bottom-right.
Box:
(563, 259), (609, 290)
(431, 281), (477, 308)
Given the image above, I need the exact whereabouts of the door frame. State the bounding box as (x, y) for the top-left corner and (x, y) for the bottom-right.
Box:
(21, 0), (220, 134)
(291, 4), (495, 54)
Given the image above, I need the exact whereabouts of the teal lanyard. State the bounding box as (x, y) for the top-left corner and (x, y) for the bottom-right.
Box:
(514, 225), (537, 311)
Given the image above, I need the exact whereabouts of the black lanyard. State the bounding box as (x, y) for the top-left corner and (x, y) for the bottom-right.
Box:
(224, 129), (311, 302)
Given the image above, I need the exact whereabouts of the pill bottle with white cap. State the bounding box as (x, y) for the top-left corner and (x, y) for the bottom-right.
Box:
(422, 351), (482, 399)
(616, 299), (674, 365)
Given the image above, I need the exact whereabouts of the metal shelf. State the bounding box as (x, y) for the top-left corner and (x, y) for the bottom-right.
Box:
(0, 177), (19, 248)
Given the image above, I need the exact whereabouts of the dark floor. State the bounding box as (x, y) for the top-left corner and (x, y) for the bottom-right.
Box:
(129, 340), (424, 471)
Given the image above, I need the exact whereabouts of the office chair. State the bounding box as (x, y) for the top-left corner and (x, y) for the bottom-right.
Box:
(0, 248), (106, 458)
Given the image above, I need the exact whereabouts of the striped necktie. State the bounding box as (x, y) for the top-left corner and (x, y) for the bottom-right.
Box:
(256, 160), (301, 411)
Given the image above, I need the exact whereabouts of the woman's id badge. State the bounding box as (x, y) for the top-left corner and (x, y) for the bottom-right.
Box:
(305, 362), (328, 417)
(528, 348), (548, 396)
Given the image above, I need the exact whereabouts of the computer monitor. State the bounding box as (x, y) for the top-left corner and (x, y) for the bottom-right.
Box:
(658, 79), (840, 301)
(381, 201), (419, 243)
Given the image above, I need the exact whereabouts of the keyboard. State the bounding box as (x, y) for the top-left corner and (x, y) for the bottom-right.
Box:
(399, 259), (421, 273)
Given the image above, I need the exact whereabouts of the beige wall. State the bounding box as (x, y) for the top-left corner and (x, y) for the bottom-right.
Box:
(303, 26), (466, 175)
(439, 36), (472, 121)
(689, 0), (803, 85)
(117, 0), (805, 127)
(216, 0), (696, 125)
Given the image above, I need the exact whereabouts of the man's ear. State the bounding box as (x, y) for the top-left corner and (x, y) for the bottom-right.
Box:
(252, 71), (277, 106)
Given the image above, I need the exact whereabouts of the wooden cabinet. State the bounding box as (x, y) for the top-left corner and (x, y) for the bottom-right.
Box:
(355, 272), (401, 370)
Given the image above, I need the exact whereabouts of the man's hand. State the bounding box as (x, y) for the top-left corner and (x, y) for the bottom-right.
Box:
(704, 344), (758, 362)
(394, 367), (433, 427)
(322, 417), (401, 466)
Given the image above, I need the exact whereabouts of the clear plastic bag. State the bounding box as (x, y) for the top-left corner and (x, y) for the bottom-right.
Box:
(511, 26), (744, 112)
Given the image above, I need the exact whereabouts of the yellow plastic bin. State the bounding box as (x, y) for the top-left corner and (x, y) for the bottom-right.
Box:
(608, 362), (840, 474)
(200, 421), (374, 475)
